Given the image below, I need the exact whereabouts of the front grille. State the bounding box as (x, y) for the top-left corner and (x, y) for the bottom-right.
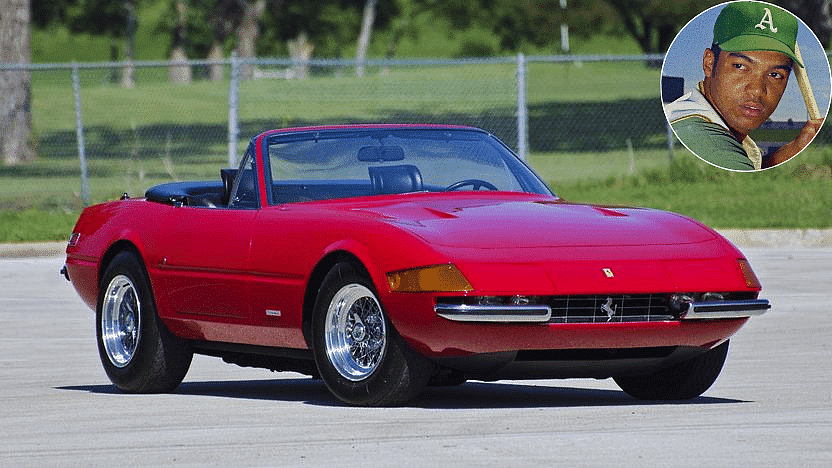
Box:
(546, 294), (674, 323)
(437, 292), (766, 324)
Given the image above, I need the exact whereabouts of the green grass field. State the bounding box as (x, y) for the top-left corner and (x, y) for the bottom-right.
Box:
(3, 142), (830, 243)
(556, 147), (832, 229)
(5, 21), (831, 243)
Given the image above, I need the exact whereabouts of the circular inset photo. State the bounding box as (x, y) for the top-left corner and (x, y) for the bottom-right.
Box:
(662, 1), (831, 171)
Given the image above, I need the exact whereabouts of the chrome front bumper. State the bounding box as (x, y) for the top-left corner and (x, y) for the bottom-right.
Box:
(434, 304), (553, 322)
(680, 299), (771, 320)
(434, 299), (770, 323)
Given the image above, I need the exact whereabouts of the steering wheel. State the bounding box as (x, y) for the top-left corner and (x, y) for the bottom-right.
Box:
(444, 179), (498, 191)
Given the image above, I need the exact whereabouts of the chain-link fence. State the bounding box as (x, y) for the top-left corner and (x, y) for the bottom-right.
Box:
(2, 54), (830, 210)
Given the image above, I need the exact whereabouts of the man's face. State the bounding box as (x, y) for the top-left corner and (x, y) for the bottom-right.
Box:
(702, 49), (792, 139)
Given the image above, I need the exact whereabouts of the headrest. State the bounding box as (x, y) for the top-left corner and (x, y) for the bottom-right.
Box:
(368, 165), (423, 195)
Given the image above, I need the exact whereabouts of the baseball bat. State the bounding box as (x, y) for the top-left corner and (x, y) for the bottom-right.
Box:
(793, 43), (822, 120)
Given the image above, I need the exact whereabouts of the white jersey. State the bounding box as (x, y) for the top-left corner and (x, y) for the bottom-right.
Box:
(665, 83), (762, 170)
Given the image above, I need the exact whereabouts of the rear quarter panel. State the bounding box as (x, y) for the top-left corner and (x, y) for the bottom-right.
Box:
(65, 200), (146, 310)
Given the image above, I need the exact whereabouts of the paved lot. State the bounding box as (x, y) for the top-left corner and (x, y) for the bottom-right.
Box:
(1, 249), (830, 466)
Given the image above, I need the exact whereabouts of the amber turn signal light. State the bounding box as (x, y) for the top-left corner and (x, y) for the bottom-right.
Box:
(387, 264), (473, 292)
(737, 259), (762, 289)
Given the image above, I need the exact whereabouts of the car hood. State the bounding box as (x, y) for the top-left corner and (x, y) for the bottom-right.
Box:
(353, 194), (717, 249)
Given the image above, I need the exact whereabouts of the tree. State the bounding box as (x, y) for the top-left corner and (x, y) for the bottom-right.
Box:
(163, 0), (398, 80)
(159, 0), (239, 81)
(255, 0), (398, 59)
(1, 0), (36, 165)
(355, 0), (377, 76)
(236, 0), (266, 79)
(603, 0), (832, 54)
(406, 0), (615, 55)
(603, 0), (722, 54)
(522, 0), (626, 50)
(59, 0), (140, 85)
(204, 0), (279, 81)
(205, 0), (240, 81)
(169, 0), (191, 83)
(421, 0), (532, 52)
(122, 0), (137, 87)
(31, 0), (76, 27)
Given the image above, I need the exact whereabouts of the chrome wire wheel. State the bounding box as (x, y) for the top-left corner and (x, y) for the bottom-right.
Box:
(324, 284), (387, 381)
(101, 274), (141, 368)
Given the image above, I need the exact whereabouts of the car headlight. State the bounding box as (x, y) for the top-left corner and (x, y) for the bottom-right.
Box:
(387, 264), (473, 292)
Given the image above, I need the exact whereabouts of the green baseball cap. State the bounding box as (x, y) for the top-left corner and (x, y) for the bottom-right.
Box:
(713, 1), (802, 68)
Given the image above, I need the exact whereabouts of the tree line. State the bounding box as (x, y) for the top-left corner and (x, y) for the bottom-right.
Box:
(30, 1), (830, 62)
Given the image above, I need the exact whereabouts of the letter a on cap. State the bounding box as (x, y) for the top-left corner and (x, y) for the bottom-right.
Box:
(713, 2), (801, 67)
(754, 7), (778, 33)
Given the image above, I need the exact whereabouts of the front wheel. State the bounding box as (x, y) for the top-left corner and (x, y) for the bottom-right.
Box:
(96, 251), (192, 393)
(614, 341), (730, 400)
(312, 262), (433, 406)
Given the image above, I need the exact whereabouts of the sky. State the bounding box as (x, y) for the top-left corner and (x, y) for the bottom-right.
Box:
(661, 2), (831, 122)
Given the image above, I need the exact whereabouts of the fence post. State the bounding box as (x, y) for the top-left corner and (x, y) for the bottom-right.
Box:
(71, 63), (91, 206)
(666, 121), (676, 162)
(228, 52), (240, 167)
(516, 53), (528, 161)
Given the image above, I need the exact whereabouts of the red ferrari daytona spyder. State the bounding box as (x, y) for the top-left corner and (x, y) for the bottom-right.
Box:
(64, 124), (770, 406)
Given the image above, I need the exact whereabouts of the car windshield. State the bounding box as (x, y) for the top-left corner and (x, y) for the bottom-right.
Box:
(266, 128), (551, 204)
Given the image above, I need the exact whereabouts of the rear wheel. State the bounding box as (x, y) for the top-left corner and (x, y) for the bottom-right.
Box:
(312, 262), (432, 406)
(97, 251), (192, 393)
(614, 341), (729, 400)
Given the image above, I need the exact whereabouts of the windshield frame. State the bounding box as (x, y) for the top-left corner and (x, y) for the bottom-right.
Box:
(261, 126), (553, 205)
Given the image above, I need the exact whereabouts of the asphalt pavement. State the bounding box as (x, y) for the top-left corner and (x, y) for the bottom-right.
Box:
(1, 248), (830, 466)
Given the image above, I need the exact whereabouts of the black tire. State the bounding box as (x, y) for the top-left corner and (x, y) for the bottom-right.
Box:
(96, 251), (192, 393)
(312, 262), (433, 406)
(614, 341), (730, 400)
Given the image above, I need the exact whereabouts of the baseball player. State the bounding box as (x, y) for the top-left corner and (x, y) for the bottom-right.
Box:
(665, 1), (824, 171)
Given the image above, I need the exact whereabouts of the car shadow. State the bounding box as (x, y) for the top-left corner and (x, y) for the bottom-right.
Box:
(415, 382), (746, 409)
(57, 378), (747, 409)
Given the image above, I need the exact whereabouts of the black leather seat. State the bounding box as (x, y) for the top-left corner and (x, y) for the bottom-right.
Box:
(233, 169), (258, 208)
(368, 165), (423, 195)
(220, 168), (257, 208)
(220, 168), (236, 205)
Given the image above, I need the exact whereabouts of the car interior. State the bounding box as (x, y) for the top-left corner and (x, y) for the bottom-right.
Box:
(145, 163), (431, 208)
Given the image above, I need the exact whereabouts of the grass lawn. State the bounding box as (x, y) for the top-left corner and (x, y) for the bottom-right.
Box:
(5, 50), (832, 242)
(2, 145), (830, 243)
(555, 151), (832, 229)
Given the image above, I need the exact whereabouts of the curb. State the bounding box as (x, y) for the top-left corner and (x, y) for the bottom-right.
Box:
(2, 229), (832, 259)
(716, 229), (832, 248)
(0, 242), (67, 258)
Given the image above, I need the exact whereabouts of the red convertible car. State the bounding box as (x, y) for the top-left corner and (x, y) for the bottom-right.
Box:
(64, 124), (769, 406)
